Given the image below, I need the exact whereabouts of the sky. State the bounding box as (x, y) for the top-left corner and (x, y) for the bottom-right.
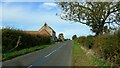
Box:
(1, 2), (94, 39)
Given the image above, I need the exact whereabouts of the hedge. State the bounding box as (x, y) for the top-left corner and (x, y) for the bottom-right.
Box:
(2, 28), (51, 53)
(75, 29), (120, 66)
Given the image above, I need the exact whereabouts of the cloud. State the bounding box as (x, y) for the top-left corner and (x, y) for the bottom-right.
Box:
(2, 2), (66, 30)
(40, 3), (57, 10)
(43, 3), (57, 7)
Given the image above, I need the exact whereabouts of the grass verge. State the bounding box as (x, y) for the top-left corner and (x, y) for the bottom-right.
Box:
(72, 41), (110, 66)
(2, 42), (56, 61)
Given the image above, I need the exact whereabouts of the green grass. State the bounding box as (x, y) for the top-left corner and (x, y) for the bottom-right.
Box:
(91, 55), (110, 66)
(2, 42), (56, 61)
(72, 41), (110, 66)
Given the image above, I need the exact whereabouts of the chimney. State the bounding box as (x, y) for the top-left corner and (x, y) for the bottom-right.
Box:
(44, 22), (47, 26)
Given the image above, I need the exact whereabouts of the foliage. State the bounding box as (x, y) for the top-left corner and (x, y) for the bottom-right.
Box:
(72, 35), (77, 40)
(77, 35), (94, 49)
(98, 29), (120, 66)
(57, 2), (120, 35)
(77, 36), (86, 46)
(58, 33), (64, 42)
(85, 36), (94, 49)
(64, 38), (71, 41)
(2, 28), (51, 53)
(76, 29), (120, 66)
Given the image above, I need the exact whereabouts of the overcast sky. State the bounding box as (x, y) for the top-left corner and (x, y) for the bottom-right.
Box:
(1, 2), (94, 39)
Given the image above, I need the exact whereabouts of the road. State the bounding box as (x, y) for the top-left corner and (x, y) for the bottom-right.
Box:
(2, 40), (73, 67)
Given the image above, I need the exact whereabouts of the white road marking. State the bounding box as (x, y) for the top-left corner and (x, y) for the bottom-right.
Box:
(27, 65), (32, 68)
(45, 44), (64, 58)
(27, 44), (65, 67)
(58, 45), (63, 49)
(45, 50), (56, 58)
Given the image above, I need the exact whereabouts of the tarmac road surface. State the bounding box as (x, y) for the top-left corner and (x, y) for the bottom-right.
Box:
(2, 40), (73, 67)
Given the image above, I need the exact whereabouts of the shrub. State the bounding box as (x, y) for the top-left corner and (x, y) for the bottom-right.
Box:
(77, 36), (86, 46)
(93, 29), (120, 66)
(72, 35), (77, 40)
(2, 28), (51, 53)
(93, 35), (107, 57)
(77, 35), (94, 49)
(76, 29), (120, 66)
(85, 36), (94, 49)
(100, 30), (120, 66)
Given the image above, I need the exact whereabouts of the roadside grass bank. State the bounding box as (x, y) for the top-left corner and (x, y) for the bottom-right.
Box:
(2, 42), (56, 61)
(74, 29), (120, 67)
(72, 41), (110, 66)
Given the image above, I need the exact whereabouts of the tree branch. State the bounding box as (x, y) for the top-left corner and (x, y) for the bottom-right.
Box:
(110, 8), (120, 13)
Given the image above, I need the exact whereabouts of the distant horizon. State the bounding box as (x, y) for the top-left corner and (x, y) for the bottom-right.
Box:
(1, 2), (94, 39)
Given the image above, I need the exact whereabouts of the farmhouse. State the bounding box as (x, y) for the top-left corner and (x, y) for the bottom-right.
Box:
(25, 23), (57, 41)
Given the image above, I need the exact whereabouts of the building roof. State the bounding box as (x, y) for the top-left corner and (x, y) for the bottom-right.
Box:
(25, 31), (39, 35)
(24, 23), (55, 36)
(39, 29), (51, 36)
(25, 29), (51, 36)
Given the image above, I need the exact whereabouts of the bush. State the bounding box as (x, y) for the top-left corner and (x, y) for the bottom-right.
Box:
(77, 36), (86, 46)
(77, 35), (94, 49)
(93, 35), (107, 57)
(93, 29), (120, 66)
(2, 28), (51, 53)
(100, 30), (120, 66)
(76, 29), (120, 66)
(85, 36), (94, 49)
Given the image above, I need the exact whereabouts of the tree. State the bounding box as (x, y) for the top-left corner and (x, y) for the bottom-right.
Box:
(72, 35), (77, 40)
(57, 2), (120, 36)
(58, 33), (64, 42)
